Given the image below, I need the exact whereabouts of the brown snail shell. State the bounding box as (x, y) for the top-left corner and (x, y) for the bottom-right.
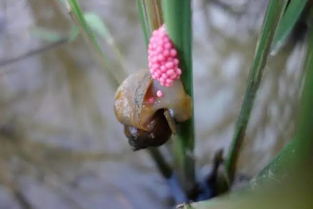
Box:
(114, 69), (192, 150)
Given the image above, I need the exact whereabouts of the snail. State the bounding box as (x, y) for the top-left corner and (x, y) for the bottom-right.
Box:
(114, 70), (192, 150)
(114, 24), (192, 150)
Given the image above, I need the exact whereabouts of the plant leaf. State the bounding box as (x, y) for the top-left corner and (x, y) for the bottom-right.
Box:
(84, 12), (125, 66)
(64, 0), (127, 86)
(271, 0), (308, 54)
(136, 0), (163, 46)
(84, 13), (112, 43)
(225, 0), (288, 183)
(162, 0), (195, 191)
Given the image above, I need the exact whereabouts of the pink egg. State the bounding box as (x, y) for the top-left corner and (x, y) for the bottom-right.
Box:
(165, 62), (174, 69)
(170, 49), (177, 56)
(156, 90), (163, 97)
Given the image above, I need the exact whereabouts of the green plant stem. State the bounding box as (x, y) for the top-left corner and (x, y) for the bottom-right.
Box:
(293, 7), (313, 160)
(136, 0), (176, 180)
(162, 0), (195, 192)
(66, 0), (125, 87)
(145, 0), (163, 33)
(225, 0), (288, 183)
(136, 0), (163, 44)
(271, 0), (308, 54)
(136, 0), (151, 45)
(83, 12), (126, 72)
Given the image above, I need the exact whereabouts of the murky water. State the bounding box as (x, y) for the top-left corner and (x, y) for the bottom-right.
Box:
(0, 0), (305, 208)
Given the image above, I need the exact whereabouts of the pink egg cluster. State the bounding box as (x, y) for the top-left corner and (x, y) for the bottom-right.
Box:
(148, 25), (182, 87)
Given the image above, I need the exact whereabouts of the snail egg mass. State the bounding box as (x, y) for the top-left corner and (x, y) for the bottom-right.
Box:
(148, 25), (182, 88)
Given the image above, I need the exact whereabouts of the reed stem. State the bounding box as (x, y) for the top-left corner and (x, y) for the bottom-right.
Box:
(162, 0), (195, 192)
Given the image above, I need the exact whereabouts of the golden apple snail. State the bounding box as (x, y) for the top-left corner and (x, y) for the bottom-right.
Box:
(114, 25), (192, 150)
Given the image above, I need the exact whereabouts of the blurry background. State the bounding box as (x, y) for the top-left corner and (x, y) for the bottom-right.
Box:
(0, 0), (305, 208)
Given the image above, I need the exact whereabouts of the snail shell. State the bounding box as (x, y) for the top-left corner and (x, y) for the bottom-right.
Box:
(114, 69), (192, 150)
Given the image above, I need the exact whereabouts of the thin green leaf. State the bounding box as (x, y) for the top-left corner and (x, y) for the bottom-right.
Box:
(65, 0), (127, 87)
(225, 0), (288, 183)
(84, 12), (125, 69)
(67, 0), (100, 52)
(224, 7), (313, 195)
(136, 0), (163, 46)
(162, 0), (195, 192)
(256, 6), (313, 185)
(84, 13), (111, 42)
(236, 12), (313, 191)
(253, 27), (313, 189)
(229, 1), (313, 189)
(293, 7), (313, 159)
(136, 0), (150, 45)
(271, 0), (308, 54)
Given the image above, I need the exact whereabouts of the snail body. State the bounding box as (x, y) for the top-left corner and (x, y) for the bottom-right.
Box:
(114, 70), (192, 150)
(124, 110), (172, 150)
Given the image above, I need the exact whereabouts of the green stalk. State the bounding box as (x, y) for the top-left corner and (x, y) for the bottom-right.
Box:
(271, 0), (308, 54)
(83, 12), (126, 72)
(162, 0), (195, 192)
(292, 7), (313, 160)
(137, 1), (190, 202)
(136, 0), (163, 44)
(225, 0), (288, 183)
(136, 0), (151, 45)
(65, 0), (126, 86)
(136, 0), (176, 180)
